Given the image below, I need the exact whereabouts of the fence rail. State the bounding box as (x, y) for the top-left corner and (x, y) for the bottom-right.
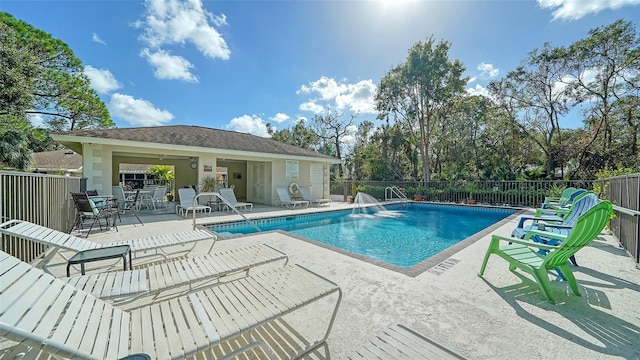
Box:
(1, 171), (80, 262)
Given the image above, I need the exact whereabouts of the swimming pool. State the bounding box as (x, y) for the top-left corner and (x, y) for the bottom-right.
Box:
(208, 203), (516, 270)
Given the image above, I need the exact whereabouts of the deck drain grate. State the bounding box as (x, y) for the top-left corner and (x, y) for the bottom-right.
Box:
(427, 258), (460, 275)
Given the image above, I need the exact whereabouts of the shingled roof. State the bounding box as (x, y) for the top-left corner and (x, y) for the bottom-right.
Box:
(53, 125), (338, 161)
(32, 149), (82, 172)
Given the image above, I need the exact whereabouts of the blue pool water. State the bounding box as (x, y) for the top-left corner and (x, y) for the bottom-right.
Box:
(209, 204), (515, 268)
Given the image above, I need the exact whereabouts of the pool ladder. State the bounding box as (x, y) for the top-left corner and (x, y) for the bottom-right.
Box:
(385, 186), (408, 204)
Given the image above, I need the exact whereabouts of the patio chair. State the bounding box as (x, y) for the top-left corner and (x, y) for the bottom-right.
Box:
(541, 187), (576, 207)
(219, 187), (253, 212)
(275, 186), (309, 209)
(111, 186), (144, 226)
(70, 192), (119, 237)
(299, 187), (332, 206)
(478, 200), (612, 304)
(62, 243), (288, 301)
(348, 324), (467, 359)
(511, 193), (599, 266)
(0, 219), (217, 273)
(141, 185), (167, 210)
(0, 251), (342, 360)
(177, 187), (211, 217)
(536, 189), (588, 217)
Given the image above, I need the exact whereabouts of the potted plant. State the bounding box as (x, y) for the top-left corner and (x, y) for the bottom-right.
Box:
(466, 182), (477, 204)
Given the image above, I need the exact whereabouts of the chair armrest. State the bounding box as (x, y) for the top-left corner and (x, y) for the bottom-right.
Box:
(516, 216), (563, 228)
(492, 234), (560, 250)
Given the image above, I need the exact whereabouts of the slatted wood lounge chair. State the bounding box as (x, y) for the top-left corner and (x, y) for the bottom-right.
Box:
(348, 324), (467, 359)
(0, 251), (342, 360)
(478, 200), (612, 304)
(275, 186), (309, 209)
(299, 187), (332, 207)
(62, 243), (288, 301)
(0, 219), (217, 272)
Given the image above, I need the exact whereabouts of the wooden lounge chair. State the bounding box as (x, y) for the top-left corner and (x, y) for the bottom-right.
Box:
(275, 186), (309, 209)
(299, 187), (332, 207)
(348, 324), (467, 359)
(478, 200), (612, 304)
(0, 251), (342, 360)
(0, 219), (217, 272)
(61, 243), (288, 301)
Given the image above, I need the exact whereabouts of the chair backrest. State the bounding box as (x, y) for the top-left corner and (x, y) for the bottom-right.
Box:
(275, 187), (292, 202)
(86, 189), (99, 197)
(0, 250), (129, 359)
(298, 187), (315, 201)
(544, 200), (612, 269)
(562, 193), (599, 226)
(178, 187), (197, 207)
(112, 186), (127, 202)
(153, 186), (167, 201)
(0, 220), (99, 252)
(567, 189), (587, 203)
(219, 188), (239, 205)
(71, 192), (98, 215)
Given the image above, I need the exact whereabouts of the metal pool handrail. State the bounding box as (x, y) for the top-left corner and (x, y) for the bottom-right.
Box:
(192, 192), (261, 232)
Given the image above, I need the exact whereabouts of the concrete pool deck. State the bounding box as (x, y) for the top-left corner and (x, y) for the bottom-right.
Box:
(47, 201), (640, 359)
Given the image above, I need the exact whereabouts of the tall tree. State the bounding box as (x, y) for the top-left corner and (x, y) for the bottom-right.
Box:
(375, 36), (467, 184)
(562, 19), (640, 176)
(267, 119), (319, 150)
(312, 107), (357, 176)
(488, 43), (570, 178)
(0, 12), (113, 131)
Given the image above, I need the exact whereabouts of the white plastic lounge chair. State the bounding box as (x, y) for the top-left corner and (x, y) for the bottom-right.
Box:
(348, 324), (468, 359)
(141, 185), (167, 210)
(299, 187), (332, 206)
(0, 219), (216, 272)
(275, 186), (309, 209)
(62, 243), (288, 301)
(177, 187), (211, 217)
(219, 187), (253, 211)
(0, 251), (341, 360)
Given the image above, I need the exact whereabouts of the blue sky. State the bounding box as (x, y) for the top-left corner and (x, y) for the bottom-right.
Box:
(2, 0), (639, 135)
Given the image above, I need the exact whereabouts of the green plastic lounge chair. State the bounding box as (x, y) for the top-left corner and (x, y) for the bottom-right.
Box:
(511, 193), (599, 267)
(0, 251), (341, 359)
(536, 189), (588, 217)
(541, 187), (576, 207)
(479, 200), (612, 304)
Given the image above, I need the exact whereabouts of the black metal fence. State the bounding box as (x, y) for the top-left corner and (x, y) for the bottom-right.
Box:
(331, 180), (594, 207)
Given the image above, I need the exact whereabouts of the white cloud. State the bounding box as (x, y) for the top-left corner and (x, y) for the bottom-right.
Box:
(466, 84), (490, 97)
(136, 0), (230, 60)
(468, 76), (477, 84)
(477, 63), (499, 78)
(537, 0), (640, 20)
(226, 114), (270, 137)
(269, 113), (290, 124)
(299, 101), (325, 114)
(92, 33), (106, 45)
(84, 65), (122, 94)
(140, 48), (198, 82)
(298, 77), (377, 114)
(108, 93), (174, 126)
